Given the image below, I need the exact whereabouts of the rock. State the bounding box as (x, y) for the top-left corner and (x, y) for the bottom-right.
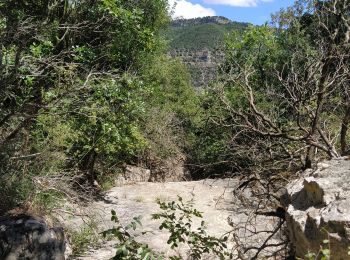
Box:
(116, 161), (189, 185)
(282, 158), (350, 259)
(59, 179), (238, 259)
(0, 215), (66, 260)
(115, 165), (151, 185)
(60, 178), (286, 259)
(149, 157), (190, 182)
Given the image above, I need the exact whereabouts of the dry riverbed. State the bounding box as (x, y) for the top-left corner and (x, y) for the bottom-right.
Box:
(60, 178), (283, 259)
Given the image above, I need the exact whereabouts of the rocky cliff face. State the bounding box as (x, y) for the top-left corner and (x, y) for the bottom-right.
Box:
(282, 158), (350, 259)
(165, 16), (249, 89)
(168, 48), (224, 89)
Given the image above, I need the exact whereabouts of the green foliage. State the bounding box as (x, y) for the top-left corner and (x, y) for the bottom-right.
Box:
(70, 221), (100, 256)
(0, 0), (176, 209)
(152, 196), (232, 259)
(164, 17), (249, 50)
(191, 0), (350, 177)
(143, 55), (199, 119)
(301, 239), (331, 260)
(106, 197), (232, 260)
(67, 75), (147, 165)
(140, 55), (202, 165)
(32, 190), (64, 211)
(102, 210), (160, 260)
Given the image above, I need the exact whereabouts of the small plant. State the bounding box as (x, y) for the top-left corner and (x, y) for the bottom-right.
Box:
(134, 196), (145, 203)
(102, 210), (161, 259)
(106, 197), (233, 259)
(154, 195), (169, 204)
(152, 196), (232, 260)
(33, 189), (64, 210)
(70, 221), (99, 256)
(97, 173), (116, 191)
(302, 237), (330, 260)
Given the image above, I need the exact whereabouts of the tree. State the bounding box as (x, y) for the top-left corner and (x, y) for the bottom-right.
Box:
(204, 0), (349, 174)
(0, 0), (169, 208)
(193, 2), (349, 257)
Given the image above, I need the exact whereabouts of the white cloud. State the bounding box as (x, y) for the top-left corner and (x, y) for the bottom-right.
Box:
(203, 0), (274, 7)
(168, 0), (216, 19)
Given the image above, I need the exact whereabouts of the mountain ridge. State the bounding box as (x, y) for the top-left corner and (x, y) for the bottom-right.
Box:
(170, 16), (245, 27)
(165, 16), (250, 50)
(164, 16), (249, 88)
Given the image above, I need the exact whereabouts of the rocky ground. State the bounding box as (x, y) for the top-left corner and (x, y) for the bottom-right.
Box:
(283, 158), (350, 259)
(59, 178), (284, 259)
(3, 159), (349, 259)
(64, 179), (237, 259)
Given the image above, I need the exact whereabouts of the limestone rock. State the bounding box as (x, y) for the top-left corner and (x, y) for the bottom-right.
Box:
(116, 162), (189, 185)
(282, 158), (350, 259)
(115, 165), (151, 185)
(0, 215), (66, 260)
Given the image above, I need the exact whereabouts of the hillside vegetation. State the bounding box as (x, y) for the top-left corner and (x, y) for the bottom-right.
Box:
(164, 16), (249, 88)
(165, 16), (249, 50)
(0, 0), (199, 213)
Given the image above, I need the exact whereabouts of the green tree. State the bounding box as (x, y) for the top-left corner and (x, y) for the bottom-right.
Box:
(0, 0), (169, 209)
(197, 0), (349, 177)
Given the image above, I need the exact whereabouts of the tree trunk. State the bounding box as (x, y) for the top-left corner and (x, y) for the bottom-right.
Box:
(304, 54), (335, 168)
(340, 104), (350, 155)
(304, 145), (315, 169)
(80, 149), (97, 185)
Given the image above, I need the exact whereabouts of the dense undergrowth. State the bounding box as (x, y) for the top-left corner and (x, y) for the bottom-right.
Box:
(0, 0), (201, 214)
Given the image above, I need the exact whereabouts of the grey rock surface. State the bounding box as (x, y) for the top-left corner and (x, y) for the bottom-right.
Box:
(0, 215), (66, 260)
(115, 165), (151, 185)
(60, 178), (284, 259)
(282, 158), (350, 259)
(115, 162), (189, 185)
(64, 179), (236, 259)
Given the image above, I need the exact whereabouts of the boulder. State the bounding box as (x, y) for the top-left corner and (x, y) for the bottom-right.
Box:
(115, 165), (151, 185)
(149, 157), (189, 182)
(0, 215), (66, 260)
(116, 161), (189, 185)
(282, 158), (350, 259)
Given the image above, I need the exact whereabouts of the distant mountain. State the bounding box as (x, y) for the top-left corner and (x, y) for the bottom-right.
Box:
(164, 16), (250, 88)
(165, 16), (250, 50)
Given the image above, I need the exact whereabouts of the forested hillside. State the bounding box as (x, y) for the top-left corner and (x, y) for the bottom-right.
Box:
(165, 16), (249, 50)
(164, 16), (249, 88)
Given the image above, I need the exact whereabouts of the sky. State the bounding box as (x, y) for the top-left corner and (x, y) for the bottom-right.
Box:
(168, 0), (295, 25)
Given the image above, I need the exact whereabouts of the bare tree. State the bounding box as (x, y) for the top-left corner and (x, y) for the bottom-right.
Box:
(208, 1), (349, 258)
(214, 0), (349, 171)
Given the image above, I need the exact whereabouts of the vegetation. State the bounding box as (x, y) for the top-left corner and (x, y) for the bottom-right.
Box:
(186, 1), (350, 257)
(70, 220), (100, 256)
(0, 0), (199, 213)
(0, 0), (349, 259)
(104, 197), (232, 259)
(102, 211), (159, 259)
(190, 0), (350, 177)
(164, 16), (249, 50)
(302, 239), (330, 260)
(152, 196), (232, 259)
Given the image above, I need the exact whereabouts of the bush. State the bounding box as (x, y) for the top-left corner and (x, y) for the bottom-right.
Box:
(105, 197), (232, 259)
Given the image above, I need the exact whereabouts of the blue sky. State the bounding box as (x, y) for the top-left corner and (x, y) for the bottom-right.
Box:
(169, 0), (295, 25)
